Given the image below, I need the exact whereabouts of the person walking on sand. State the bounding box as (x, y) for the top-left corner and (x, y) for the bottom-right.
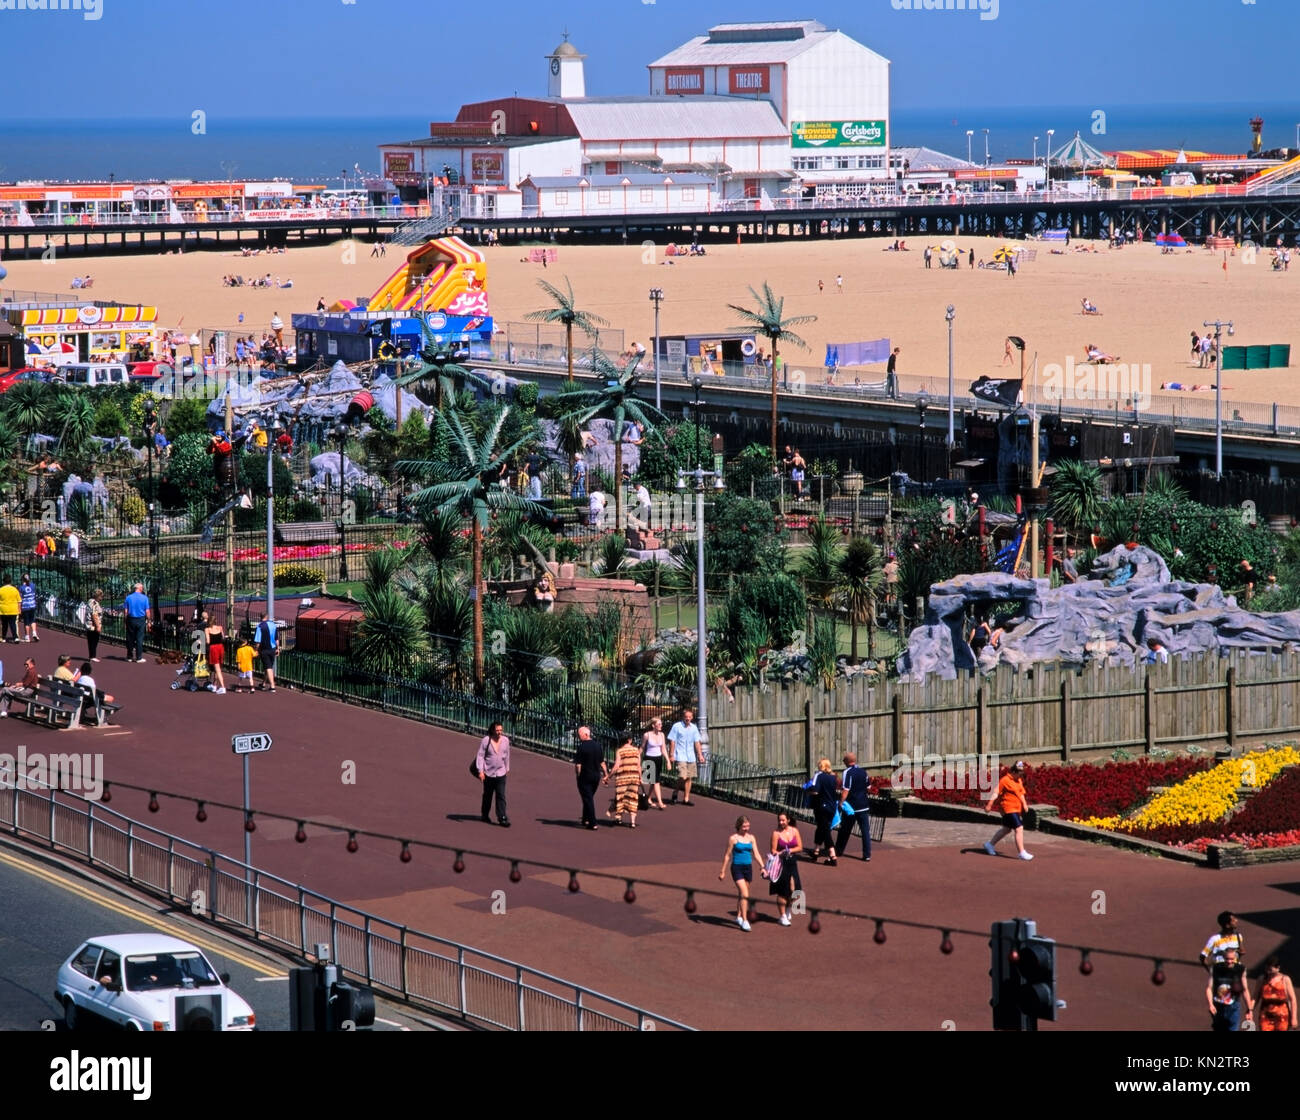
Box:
(574, 725), (607, 830)
(1002, 337), (1014, 366)
(768, 811), (803, 926)
(604, 734), (641, 827)
(640, 717), (668, 809)
(835, 273), (843, 293)
(668, 708), (703, 805)
(476, 722), (511, 827)
(719, 816), (767, 931)
(983, 760), (1033, 859)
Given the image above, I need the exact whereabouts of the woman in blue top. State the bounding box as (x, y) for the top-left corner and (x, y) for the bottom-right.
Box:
(719, 816), (768, 932)
(19, 573), (39, 643)
(810, 758), (840, 866)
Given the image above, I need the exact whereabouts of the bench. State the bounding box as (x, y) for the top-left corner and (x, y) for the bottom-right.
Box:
(50, 678), (121, 727)
(275, 521), (337, 545)
(11, 685), (81, 729)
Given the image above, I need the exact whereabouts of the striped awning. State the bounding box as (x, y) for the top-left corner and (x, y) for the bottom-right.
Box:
(1109, 149), (1242, 169)
(21, 306), (158, 327)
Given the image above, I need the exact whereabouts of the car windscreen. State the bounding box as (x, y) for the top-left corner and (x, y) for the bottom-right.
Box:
(124, 951), (220, 991)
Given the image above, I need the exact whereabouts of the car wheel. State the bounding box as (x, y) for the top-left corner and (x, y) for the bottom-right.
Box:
(63, 997), (79, 1031)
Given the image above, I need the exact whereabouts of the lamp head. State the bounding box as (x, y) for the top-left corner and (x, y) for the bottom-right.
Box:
(946, 304), (955, 321)
(692, 376), (703, 393)
(1227, 323), (1235, 337)
(676, 472), (686, 491)
(713, 474), (725, 491)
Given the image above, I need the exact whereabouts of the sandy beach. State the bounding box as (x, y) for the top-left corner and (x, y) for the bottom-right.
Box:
(8, 233), (1297, 411)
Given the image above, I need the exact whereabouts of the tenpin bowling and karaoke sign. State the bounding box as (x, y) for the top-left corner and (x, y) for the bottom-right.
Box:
(791, 121), (887, 148)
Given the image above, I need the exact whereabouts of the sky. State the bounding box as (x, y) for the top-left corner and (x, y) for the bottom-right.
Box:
(2, 0), (1296, 119)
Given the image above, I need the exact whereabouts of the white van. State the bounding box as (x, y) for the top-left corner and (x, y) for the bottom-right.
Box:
(55, 363), (130, 387)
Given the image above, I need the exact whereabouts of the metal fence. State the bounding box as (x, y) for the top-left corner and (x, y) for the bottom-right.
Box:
(0, 782), (690, 1031)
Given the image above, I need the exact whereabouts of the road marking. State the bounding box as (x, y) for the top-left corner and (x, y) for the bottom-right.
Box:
(254, 975), (289, 982)
(0, 849), (280, 976)
(375, 1017), (410, 1030)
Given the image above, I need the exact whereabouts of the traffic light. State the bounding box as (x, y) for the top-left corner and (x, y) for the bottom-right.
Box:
(1017, 932), (1058, 1023)
(990, 918), (1061, 1031)
(329, 979), (376, 1031)
(289, 944), (376, 1031)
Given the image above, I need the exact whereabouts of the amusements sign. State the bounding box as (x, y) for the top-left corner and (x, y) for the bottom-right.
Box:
(384, 152), (414, 178)
(791, 120), (886, 148)
(470, 152), (505, 183)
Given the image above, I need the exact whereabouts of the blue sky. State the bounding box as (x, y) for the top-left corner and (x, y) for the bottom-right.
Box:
(3, 0), (1296, 118)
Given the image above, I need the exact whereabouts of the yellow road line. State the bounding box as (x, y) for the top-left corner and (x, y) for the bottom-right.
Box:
(0, 849), (281, 977)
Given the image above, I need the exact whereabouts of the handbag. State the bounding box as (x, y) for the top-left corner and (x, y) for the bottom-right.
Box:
(637, 790), (649, 811)
(470, 756), (482, 779)
(764, 852), (784, 881)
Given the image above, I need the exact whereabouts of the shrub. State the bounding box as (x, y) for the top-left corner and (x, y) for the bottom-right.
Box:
(93, 401), (128, 438)
(289, 498), (324, 522)
(275, 563), (326, 586)
(120, 493), (147, 526)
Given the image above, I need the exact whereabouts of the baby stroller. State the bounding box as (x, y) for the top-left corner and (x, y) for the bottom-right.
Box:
(170, 651), (215, 691)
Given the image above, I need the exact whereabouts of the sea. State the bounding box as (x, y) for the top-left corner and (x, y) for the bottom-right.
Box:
(2, 102), (1296, 183)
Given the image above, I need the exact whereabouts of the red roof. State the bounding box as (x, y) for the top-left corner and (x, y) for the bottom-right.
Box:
(1109, 149), (1243, 169)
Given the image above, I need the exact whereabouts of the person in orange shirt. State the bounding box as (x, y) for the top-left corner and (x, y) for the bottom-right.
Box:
(983, 760), (1034, 861)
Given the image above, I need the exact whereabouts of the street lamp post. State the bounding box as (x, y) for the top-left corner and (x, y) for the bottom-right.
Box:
(1033, 136), (1039, 167)
(692, 376), (704, 470)
(983, 128), (990, 167)
(649, 287), (664, 410)
(677, 463), (724, 787)
(264, 415), (282, 624)
(916, 389), (929, 487)
(945, 305), (956, 451)
(966, 130), (974, 165)
(333, 422), (351, 582)
(142, 399), (160, 625)
(1202, 319), (1234, 478)
(1046, 129), (1055, 172)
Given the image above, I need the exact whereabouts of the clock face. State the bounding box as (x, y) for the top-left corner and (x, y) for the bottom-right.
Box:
(551, 58), (560, 75)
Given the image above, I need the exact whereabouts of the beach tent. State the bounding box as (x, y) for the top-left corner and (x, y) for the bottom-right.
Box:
(1047, 132), (1115, 172)
(1155, 232), (1187, 248)
(1042, 229), (1069, 242)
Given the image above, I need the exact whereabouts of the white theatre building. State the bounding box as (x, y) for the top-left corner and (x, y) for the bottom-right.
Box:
(378, 20), (893, 219)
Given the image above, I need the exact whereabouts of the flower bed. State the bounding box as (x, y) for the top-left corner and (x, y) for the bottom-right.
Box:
(1077, 747), (1300, 832)
(198, 541), (409, 563)
(1118, 765), (1300, 849)
(909, 756), (1209, 822)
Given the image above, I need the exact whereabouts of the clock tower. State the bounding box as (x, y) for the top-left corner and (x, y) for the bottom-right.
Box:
(546, 32), (586, 99)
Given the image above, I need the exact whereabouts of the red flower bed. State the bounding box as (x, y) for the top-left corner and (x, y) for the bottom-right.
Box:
(1179, 829), (1300, 853)
(909, 756), (1210, 821)
(1124, 765), (1300, 848)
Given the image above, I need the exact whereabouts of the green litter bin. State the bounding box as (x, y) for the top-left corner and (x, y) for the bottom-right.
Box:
(1269, 343), (1291, 368)
(1246, 345), (1271, 369)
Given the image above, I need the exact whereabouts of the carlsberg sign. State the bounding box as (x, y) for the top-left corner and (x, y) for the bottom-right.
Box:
(791, 120), (887, 148)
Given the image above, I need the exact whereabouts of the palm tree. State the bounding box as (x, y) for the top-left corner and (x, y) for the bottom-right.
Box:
(2, 380), (51, 447)
(1049, 459), (1104, 545)
(549, 350), (666, 527)
(50, 392), (97, 459)
(354, 563), (429, 679)
(837, 536), (884, 663)
(524, 277), (609, 383)
(800, 514), (845, 609)
(417, 506), (468, 583)
(398, 405), (546, 692)
(394, 311), (493, 410)
(727, 282), (817, 461)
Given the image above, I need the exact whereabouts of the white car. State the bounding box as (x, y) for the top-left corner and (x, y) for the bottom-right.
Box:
(55, 933), (256, 1031)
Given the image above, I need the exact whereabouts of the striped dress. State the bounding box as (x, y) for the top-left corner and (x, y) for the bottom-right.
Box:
(612, 745), (642, 814)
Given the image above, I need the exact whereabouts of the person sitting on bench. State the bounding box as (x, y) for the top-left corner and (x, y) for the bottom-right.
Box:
(76, 662), (114, 705)
(0, 656), (39, 716)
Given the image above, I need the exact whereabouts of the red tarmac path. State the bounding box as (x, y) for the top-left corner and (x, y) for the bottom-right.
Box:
(5, 634), (1298, 1030)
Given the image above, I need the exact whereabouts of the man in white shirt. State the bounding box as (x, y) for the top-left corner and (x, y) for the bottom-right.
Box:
(65, 530), (80, 562)
(630, 483), (652, 530)
(668, 708), (703, 805)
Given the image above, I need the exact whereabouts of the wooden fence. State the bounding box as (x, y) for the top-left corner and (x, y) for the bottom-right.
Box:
(707, 651), (1300, 775)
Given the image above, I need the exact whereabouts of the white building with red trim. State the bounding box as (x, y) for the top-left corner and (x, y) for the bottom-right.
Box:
(378, 20), (893, 218)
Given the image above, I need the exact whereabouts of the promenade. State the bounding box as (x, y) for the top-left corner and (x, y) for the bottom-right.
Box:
(7, 633), (1296, 1030)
